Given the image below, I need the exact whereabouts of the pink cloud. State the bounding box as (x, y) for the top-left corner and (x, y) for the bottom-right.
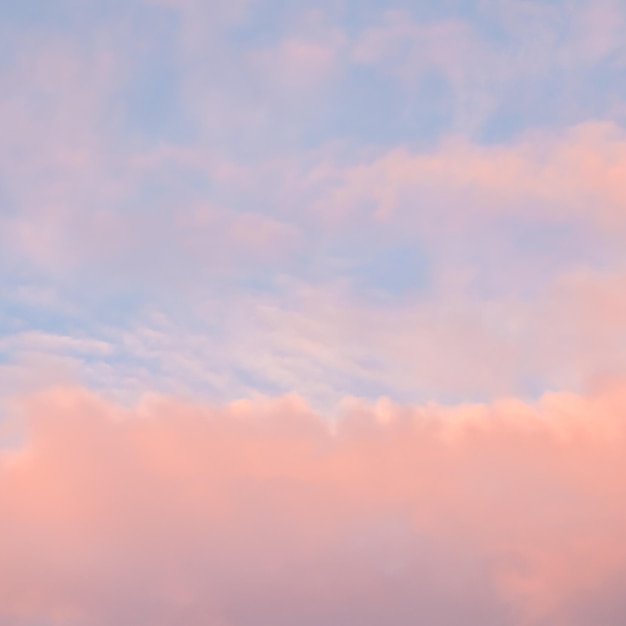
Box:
(303, 121), (626, 231)
(250, 34), (344, 93)
(231, 267), (626, 403)
(1, 385), (626, 625)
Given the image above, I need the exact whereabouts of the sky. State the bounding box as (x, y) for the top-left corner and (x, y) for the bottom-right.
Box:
(1, 0), (626, 624)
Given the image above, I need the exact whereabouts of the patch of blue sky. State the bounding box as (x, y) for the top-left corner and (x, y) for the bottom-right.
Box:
(337, 369), (402, 401)
(562, 62), (626, 123)
(0, 0), (77, 31)
(73, 289), (153, 327)
(0, 272), (148, 338)
(0, 304), (64, 335)
(219, 267), (295, 298)
(300, 67), (453, 151)
(518, 374), (562, 403)
(119, 24), (194, 146)
(123, 72), (193, 147)
(0, 344), (11, 368)
(231, 366), (290, 397)
(336, 0), (486, 33)
(230, 0), (306, 46)
(0, 302), (93, 345)
(0, 180), (17, 219)
(127, 164), (213, 215)
(229, 0), (479, 47)
(229, 0), (459, 48)
(336, 244), (432, 298)
(479, 98), (562, 145)
(358, 245), (430, 295)
(481, 70), (625, 144)
(0, 0), (141, 46)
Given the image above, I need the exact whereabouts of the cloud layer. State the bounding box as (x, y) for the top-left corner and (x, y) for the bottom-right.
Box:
(2, 385), (626, 625)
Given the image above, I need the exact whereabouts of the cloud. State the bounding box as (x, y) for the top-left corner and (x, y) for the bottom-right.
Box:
(6, 264), (626, 412)
(351, 1), (626, 132)
(250, 31), (344, 95)
(301, 121), (626, 232)
(1, 384), (626, 625)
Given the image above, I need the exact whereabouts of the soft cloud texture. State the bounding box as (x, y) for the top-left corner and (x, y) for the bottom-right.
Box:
(2, 2), (626, 620)
(1, 385), (626, 625)
(296, 121), (626, 230)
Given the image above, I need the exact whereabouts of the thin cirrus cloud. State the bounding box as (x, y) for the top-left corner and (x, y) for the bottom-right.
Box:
(3, 266), (626, 442)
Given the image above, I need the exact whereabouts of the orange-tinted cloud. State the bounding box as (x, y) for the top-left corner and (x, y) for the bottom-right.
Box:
(1, 385), (626, 625)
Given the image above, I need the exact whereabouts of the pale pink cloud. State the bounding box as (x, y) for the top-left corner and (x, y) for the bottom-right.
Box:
(122, 120), (626, 248)
(179, 204), (300, 265)
(251, 34), (344, 93)
(274, 267), (626, 402)
(562, 0), (625, 64)
(0, 35), (124, 192)
(1, 385), (626, 625)
(302, 121), (626, 230)
(0, 37), (138, 275)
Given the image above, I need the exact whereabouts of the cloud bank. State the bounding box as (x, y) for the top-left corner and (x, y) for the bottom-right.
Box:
(2, 385), (626, 625)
